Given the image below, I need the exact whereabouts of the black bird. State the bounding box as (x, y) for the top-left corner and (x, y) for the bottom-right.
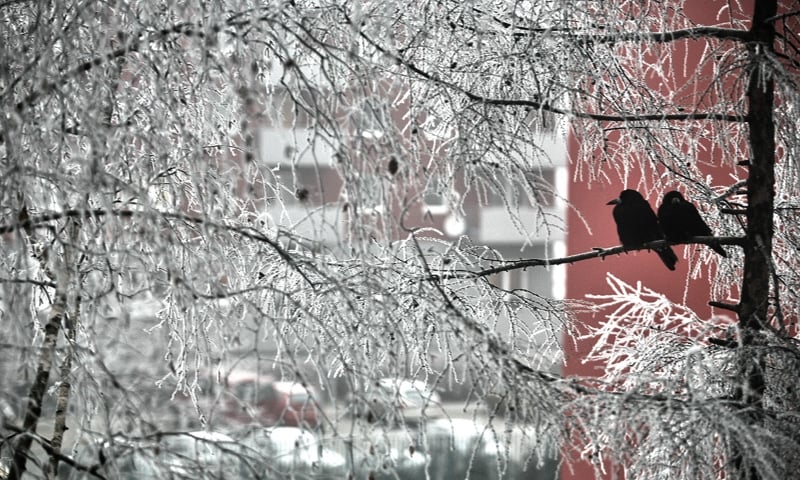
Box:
(658, 190), (727, 257)
(607, 189), (678, 270)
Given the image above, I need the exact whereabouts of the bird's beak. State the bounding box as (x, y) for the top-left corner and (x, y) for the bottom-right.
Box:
(607, 198), (620, 205)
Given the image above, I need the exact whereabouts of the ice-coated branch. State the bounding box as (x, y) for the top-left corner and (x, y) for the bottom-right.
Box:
(351, 24), (748, 124)
(429, 237), (746, 280)
(0, 207), (315, 287)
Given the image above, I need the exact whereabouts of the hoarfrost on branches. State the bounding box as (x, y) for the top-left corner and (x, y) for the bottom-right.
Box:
(0, 0), (799, 479)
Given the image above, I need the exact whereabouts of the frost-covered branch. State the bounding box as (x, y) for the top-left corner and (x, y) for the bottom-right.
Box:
(0, 207), (315, 284)
(353, 27), (747, 124)
(472, 5), (753, 44)
(432, 237), (746, 280)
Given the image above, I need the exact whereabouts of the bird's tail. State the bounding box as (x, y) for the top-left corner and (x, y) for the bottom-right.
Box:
(710, 242), (728, 257)
(657, 246), (678, 270)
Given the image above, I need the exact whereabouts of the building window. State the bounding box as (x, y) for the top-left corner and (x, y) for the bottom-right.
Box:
(485, 168), (556, 207)
(270, 165), (321, 205)
(423, 187), (460, 216)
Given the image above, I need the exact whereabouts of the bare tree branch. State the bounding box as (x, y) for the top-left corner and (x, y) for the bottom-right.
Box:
(432, 237), (746, 280)
(353, 27), (747, 124)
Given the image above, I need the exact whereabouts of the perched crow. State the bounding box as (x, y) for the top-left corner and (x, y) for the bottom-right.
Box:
(607, 189), (678, 270)
(658, 190), (727, 257)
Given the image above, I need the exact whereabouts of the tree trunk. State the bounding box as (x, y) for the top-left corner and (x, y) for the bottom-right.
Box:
(740, 0), (776, 335)
(47, 318), (77, 478)
(9, 219), (80, 480)
(8, 300), (65, 480)
(734, 1), (777, 478)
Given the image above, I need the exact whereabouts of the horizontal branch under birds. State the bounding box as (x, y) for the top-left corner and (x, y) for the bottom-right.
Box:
(4, 209), (746, 285)
(433, 236), (747, 280)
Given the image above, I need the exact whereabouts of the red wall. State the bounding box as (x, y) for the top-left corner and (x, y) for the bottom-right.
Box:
(562, 1), (760, 478)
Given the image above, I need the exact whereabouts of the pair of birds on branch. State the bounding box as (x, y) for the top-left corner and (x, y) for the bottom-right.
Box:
(608, 189), (727, 271)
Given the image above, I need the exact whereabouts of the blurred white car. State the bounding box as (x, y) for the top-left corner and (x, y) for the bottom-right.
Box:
(421, 418), (556, 480)
(354, 428), (428, 480)
(240, 426), (347, 478)
(158, 431), (249, 478)
(350, 378), (443, 426)
(58, 431), (251, 480)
